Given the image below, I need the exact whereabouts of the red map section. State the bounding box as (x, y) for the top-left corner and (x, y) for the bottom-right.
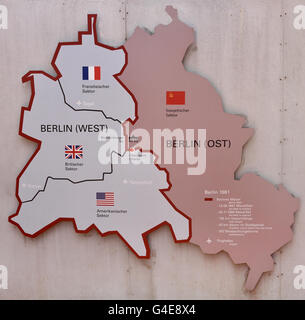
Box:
(120, 6), (300, 290)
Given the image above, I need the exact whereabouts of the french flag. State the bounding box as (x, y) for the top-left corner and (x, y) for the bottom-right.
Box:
(82, 66), (101, 80)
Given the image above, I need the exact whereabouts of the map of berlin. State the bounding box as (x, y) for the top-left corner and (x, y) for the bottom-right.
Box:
(9, 5), (299, 291)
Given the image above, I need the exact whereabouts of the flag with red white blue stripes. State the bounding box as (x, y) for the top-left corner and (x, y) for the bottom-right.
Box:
(96, 192), (114, 206)
(82, 66), (101, 80)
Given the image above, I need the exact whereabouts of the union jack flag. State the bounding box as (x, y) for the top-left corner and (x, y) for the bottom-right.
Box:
(65, 145), (83, 159)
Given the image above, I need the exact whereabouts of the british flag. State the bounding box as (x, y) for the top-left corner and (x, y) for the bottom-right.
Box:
(65, 145), (83, 159)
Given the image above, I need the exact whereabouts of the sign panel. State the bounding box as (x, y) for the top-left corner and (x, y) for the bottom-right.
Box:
(10, 6), (299, 291)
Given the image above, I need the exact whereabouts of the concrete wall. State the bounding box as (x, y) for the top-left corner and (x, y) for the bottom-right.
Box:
(0, 0), (304, 299)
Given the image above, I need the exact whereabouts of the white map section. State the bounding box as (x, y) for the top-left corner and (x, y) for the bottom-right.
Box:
(20, 74), (125, 202)
(13, 151), (190, 256)
(54, 22), (135, 122)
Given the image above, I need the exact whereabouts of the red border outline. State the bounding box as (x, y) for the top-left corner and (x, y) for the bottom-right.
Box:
(9, 14), (191, 259)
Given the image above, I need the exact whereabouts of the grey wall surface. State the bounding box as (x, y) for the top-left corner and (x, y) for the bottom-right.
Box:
(0, 0), (304, 299)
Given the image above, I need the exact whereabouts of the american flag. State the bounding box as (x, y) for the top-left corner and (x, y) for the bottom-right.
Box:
(96, 192), (114, 206)
(65, 145), (83, 159)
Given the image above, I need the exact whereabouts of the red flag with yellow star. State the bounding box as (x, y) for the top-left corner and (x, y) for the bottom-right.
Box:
(166, 91), (185, 105)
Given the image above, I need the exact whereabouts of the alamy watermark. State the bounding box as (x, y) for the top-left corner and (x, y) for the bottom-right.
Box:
(0, 265), (8, 290)
(96, 125), (231, 176)
(0, 5), (8, 30)
(98, 126), (210, 175)
(293, 265), (305, 289)
(293, 5), (305, 29)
